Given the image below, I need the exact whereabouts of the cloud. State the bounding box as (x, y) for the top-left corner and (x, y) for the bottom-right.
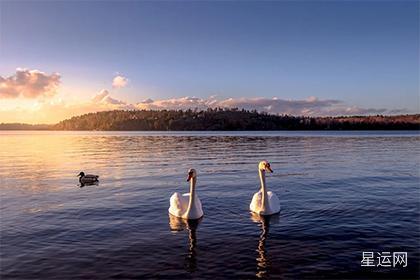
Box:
(136, 96), (217, 110)
(112, 75), (128, 88)
(92, 89), (130, 106)
(0, 68), (61, 99)
(142, 98), (154, 104)
(92, 89), (110, 103)
(134, 95), (391, 116)
(215, 96), (344, 116)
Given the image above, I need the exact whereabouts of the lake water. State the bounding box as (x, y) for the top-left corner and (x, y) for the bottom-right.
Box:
(1, 131), (419, 279)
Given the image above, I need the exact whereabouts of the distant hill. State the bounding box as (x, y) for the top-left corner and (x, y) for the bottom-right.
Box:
(0, 123), (52, 130)
(1, 109), (419, 130)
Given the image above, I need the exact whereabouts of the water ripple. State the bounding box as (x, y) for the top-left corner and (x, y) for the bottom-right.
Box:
(0, 131), (419, 279)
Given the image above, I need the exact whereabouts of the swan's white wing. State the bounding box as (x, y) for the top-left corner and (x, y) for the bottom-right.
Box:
(186, 195), (203, 219)
(169, 192), (203, 220)
(169, 192), (189, 217)
(250, 191), (280, 215)
(250, 191), (263, 214)
(195, 195), (202, 211)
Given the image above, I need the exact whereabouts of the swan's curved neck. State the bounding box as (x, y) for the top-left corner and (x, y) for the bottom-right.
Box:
(186, 177), (197, 215)
(259, 169), (268, 210)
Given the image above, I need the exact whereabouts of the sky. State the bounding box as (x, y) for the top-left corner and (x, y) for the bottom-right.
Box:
(0, 0), (419, 124)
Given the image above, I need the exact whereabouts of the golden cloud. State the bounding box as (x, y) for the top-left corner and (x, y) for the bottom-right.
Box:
(0, 68), (61, 99)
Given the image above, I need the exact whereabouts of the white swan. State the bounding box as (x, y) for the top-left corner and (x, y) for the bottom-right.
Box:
(250, 161), (280, 216)
(169, 169), (203, 220)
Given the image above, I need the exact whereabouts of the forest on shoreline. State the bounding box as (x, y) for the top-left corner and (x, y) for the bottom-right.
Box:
(2, 109), (419, 130)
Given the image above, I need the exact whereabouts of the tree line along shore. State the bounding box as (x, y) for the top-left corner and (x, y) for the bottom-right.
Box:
(1, 109), (419, 130)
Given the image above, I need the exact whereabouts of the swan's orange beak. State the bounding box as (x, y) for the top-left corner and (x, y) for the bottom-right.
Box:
(267, 166), (273, 173)
(187, 173), (193, 182)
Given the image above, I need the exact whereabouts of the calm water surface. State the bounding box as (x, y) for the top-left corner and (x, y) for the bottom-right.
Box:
(1, 131), (419, 279)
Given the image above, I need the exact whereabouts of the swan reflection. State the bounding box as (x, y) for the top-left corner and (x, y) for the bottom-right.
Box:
(169, 214), (202, 272)
(251, 213), (279, 279)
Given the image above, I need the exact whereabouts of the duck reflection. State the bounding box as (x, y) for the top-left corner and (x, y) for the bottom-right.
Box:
(250, 213), (279, 279)
(79, 181), (99, 188)
(169, 214), (202, 272)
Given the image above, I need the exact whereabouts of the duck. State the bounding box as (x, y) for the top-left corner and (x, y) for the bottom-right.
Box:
(250, 161), (280, 216)
(77, 172), (99, 184)
(169, 169), (203, 220)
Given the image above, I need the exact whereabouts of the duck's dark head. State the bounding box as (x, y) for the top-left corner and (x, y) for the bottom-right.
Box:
(78, 172), (85, 177)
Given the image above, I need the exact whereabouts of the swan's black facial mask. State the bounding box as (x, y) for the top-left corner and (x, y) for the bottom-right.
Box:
(187, 172), (194, 182)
